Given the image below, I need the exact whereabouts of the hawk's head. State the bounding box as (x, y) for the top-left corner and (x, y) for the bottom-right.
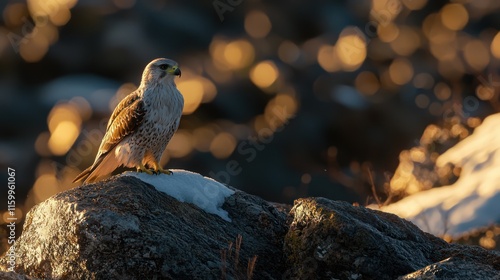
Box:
(142, 58), (182, 85)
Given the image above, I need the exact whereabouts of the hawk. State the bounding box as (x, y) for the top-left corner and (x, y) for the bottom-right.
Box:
(73, 58), (184, 183)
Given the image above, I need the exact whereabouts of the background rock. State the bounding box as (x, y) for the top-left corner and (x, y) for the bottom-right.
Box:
(284, 197), (500, 280)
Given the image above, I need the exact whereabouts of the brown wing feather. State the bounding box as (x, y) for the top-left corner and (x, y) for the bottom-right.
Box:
(97, 98), (145, 158)
(73, 97), (146, 183)
(107, 91), (142, 130)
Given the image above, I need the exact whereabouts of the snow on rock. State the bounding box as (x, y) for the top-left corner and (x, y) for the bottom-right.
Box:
(380, 113), (500, 237)
(124, 169), (235, 222)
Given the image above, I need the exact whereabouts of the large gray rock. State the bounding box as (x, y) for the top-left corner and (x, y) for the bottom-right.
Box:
(1, 175), (499, 279)
(284, 197), (500, 279)
(0, 175), (287, 279)
(0, 271), (37, 280)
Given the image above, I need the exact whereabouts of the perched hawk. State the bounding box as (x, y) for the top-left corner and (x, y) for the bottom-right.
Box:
(73, 58), (184, 183)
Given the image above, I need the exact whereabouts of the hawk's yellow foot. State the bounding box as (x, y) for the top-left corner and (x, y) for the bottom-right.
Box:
(152, 161), (172, 175)
(137, 163), (154, 175)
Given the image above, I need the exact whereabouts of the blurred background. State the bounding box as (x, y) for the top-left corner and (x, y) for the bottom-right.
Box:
(1, 0), (500, 254)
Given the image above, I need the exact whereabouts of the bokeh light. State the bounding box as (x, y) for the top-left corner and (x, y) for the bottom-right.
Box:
(211, 38), (255, 71)
(250, 60), (279, 89)
(440, 4), (468, 31)
(335, 27), (367, 71)
(317, 45), (341, 73)
(46, 103), (82, 156)
(491, 32), (500, 59)
(245, 10), (272, 39)
(278, 41), (301, 64)
(463, 40), (489, 71)
(389, 58), (414, 85)
(210, 132), (237, 159)
(355, 71), (380, 96)
(166, 130), (194, 158)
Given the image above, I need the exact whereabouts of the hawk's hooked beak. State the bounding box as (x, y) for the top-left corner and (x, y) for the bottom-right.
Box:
(169, 66), (181, 77)
(174, 67), (181, 77)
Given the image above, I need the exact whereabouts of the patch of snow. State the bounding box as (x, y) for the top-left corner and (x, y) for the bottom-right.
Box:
(124, 169), (235, 222)
(380, 113), (500, 237)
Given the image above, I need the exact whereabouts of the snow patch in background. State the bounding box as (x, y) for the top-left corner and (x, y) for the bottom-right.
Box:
(380, 113), (500, 237)
(124, 169), (235, 222)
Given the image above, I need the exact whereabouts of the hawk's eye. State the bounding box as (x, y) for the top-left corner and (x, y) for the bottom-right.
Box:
(159, 64), (168, 70)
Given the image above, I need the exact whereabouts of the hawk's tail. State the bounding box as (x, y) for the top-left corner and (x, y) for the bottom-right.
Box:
(73, 165), (93, 183)
(73, 150), (120, 184)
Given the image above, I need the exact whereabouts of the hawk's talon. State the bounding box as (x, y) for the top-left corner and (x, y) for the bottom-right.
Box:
(152, 161), (173, 175)
(160, 169), (172, 175)
(137, 163), (154, 175)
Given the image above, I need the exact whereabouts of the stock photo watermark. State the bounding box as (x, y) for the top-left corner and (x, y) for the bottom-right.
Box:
(6, 167), (17, 271)
(5, 0), (66, 53)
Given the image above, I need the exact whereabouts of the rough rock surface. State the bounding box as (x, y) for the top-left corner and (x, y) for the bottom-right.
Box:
(284, 197), (500, 279)
(1, 175), (500, 279)
(0, 271), (37, 280)
(0, 175), (287, 280)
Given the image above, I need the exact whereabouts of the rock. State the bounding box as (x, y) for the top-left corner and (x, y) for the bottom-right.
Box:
(1, 175), (499, 279)
(0, 271), (38, 280)
(398, 256), (500, 279)
(0, 175), (287, 280)
(283, 197), (500, 280)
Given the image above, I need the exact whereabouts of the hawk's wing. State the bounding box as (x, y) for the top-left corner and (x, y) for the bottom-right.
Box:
(107, 91), (142, 130)
(96, 92), (146, 160)
(73, 92), (146, 183)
